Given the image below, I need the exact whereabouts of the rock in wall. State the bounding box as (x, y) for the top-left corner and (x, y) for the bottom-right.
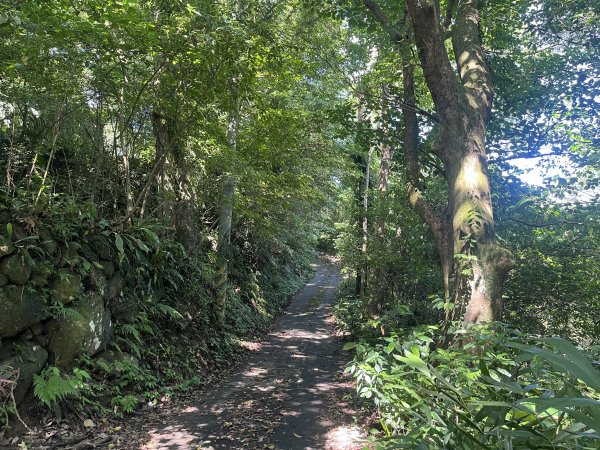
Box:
(0, 210), (124, 406)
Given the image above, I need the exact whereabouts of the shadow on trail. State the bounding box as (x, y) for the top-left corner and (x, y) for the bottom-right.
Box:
(141, 258), (363, 450)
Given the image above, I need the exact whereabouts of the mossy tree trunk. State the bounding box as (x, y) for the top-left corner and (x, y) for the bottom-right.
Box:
(365, 0), (514, 323)
(407, 0), (514, 322)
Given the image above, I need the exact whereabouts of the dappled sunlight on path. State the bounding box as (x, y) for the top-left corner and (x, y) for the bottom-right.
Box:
(139, 258), (365, 450)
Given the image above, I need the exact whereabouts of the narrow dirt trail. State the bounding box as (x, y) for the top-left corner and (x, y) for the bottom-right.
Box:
(134, 258), (365, 450)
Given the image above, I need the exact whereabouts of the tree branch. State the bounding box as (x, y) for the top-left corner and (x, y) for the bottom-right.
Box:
(362, 0), (404, 44)
(360, 1), (440, 124)
(406, 0), (462, 124)
(402, 33), (448, 250)
(297, 31), (439, 122)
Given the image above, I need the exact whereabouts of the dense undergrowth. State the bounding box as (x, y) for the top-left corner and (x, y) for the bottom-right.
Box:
(0, 191), (314, 430)
(334, 284), (600, 449)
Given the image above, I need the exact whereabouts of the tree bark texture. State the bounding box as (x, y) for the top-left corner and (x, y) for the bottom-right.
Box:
(402, 56), (454, 312)
(366, 0), (513, 323)
(407, 0), (513, 323)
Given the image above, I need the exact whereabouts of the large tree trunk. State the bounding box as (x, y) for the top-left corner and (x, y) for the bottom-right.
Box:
(402, 59), (454, 310)
(406, 0), (513, 323)
(364, 0), (513, 323)
(443, 124), (513, 322)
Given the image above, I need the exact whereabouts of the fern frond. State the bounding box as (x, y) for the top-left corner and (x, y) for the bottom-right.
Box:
(33, 367), (78, 409)
(156, 303), (184, 321)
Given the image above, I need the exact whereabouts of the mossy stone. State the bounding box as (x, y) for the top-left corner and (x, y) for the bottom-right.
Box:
(18, 328), (33, 342)
(80, 244), (100, 263)
(113, 300), (139, 324)
(0, 253), (32, 285)
(0, 285), (48, 338)
(85, 265), (107, 298)
(31, 322), (44, 336)
(0, 235), (14, 257)
(99, 260), (115, 279)
(106, 273), (124, 300)
(33, 334), (48, 347)
(0, 340), (11, 360)
(52, 269), (82, 304)
(62, 246), (80, 266)
(0, 274), (7, 287)
(31, 271), (49, 287)
(1, 342), (48, 405)
(47, 293), (112, 369)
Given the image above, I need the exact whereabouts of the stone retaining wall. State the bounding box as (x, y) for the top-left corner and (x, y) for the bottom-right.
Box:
(0, 208), (127, 405)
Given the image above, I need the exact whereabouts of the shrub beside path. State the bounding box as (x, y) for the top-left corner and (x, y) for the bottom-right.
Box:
(131, 257), (366, 450)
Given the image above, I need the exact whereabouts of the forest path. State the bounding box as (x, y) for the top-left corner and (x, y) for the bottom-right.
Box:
(134, 257), (365, 450)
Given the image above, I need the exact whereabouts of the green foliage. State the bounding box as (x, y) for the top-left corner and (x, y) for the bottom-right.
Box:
(110, 395), (138, 415)
(334, 285), (372, 333)
(33, 366), (89, 410)
(345, 323), (600, 449)
(59, 214), (317, 418)
(333, 169), (444, 319)
(494, 179), (600, 343)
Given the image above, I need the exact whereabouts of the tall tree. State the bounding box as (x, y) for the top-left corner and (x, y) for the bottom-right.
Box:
(361, 0), (514, 323)
(369, 84), (394, 316)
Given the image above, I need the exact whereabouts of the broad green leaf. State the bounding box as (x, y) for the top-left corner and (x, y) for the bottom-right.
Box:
(114, 234), (124, 255)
